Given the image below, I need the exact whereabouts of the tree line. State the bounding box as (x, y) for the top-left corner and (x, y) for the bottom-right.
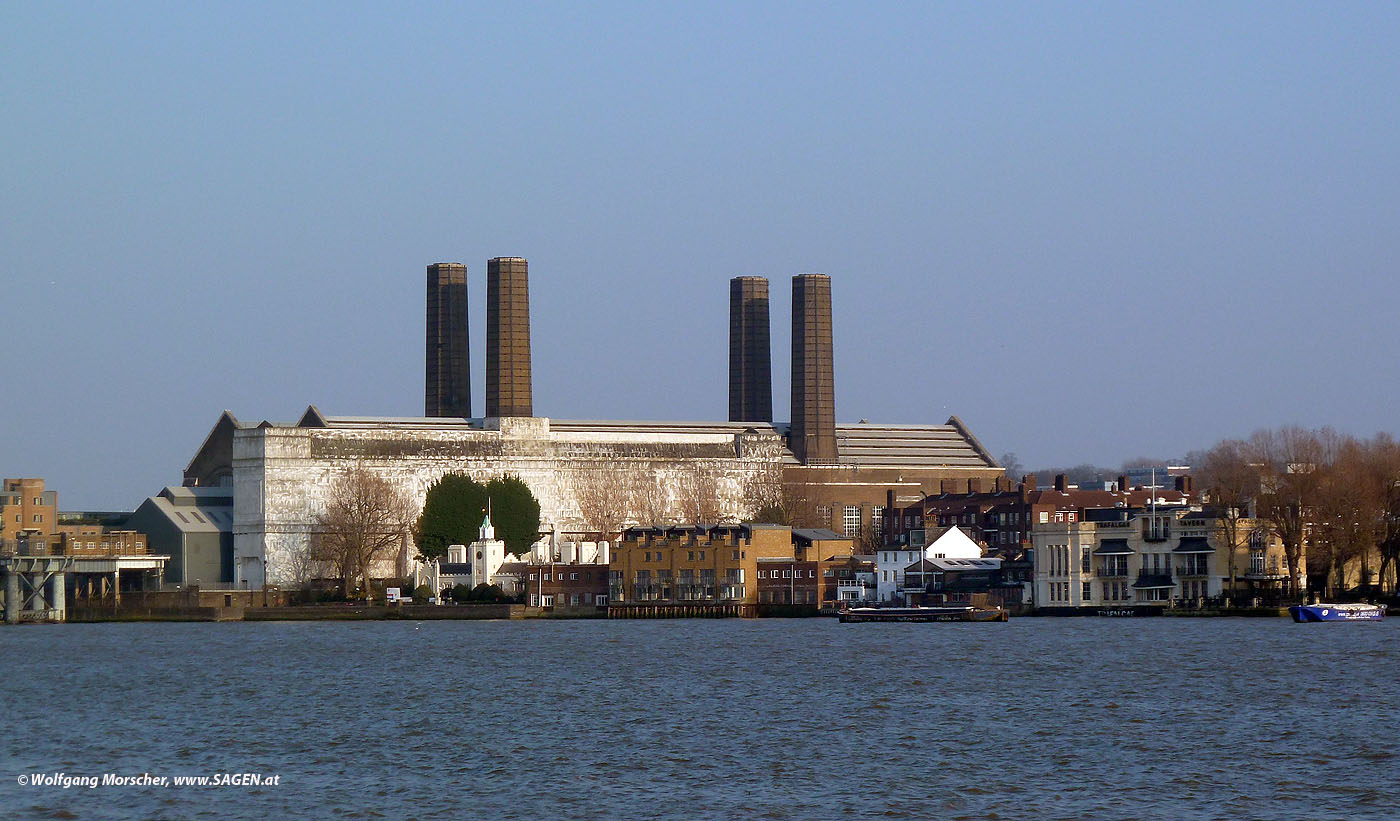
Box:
(1197, 427), (1400, 597)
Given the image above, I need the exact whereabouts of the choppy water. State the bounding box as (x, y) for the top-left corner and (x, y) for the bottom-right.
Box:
(1, 617), (1396, 820)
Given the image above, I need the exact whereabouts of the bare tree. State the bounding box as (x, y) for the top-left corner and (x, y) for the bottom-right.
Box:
(741, 462), (818, 527)
(1311, 434), (1378, 597)
(675, 463), (726, 523)
(285, 539), (334, 591)
(572, 465), (635, 540)
(629, 461), (673, 527)
(1197, 438), (1258, 601)
(312, 465), (415, 599)
(1366, 433), (1400, 594)
(1247, 427), (1326, 601)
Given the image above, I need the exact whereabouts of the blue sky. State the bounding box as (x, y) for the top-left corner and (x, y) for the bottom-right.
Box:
(3, 2), (1398, 508)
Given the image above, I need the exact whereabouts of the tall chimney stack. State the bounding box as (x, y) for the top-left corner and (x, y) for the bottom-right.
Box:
(790, 273), (836, 464)
(486, 257), (532, 418)
(729, 276), (772, 423)
(425, 262), (470, 418)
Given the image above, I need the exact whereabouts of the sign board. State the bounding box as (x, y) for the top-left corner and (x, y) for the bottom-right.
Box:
(385, 587), (401, 604)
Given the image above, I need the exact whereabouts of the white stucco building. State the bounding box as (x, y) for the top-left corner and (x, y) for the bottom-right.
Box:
(180, 407), (1000, 589)
(875, 526), (983, 601)
(1032, 506), (1223, 612)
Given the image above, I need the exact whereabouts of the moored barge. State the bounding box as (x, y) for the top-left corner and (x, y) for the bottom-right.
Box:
(838, 605), (1007, 623)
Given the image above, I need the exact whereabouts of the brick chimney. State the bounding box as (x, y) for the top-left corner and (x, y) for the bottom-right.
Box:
(425, 263), (470, 418)
(728, 276), (772, 422)
(790, 274), (836, 464)
(486, 257), (532, 417)
(1054, 474), (1068, 492)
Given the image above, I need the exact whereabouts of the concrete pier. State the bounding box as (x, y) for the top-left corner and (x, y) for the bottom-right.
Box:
(1, 555), (74, 623)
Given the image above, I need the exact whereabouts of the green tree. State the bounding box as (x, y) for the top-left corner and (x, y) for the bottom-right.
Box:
(485, 475), (542, 556)
(467, 582), (508, 602)
(415, 473), (488, 559)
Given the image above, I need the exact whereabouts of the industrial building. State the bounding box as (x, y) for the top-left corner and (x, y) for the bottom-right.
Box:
(180, 262), (1003, 589)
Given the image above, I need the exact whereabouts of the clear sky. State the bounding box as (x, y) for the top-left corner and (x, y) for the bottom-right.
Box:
(3, 2), (1398, 509)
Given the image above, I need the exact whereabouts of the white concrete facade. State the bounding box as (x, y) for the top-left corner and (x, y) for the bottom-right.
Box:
(230, 416), (785, 587)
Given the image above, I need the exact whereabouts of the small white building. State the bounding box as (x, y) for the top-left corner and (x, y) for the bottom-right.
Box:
(416, 512), (513, 596)
(875, 526), (983, 602)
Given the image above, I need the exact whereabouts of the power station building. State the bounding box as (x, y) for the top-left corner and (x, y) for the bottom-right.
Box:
(181, 262), (1002, 589)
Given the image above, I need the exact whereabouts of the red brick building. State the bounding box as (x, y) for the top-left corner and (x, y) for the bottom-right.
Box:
(893, 474), (1195, 557)
(523, 563), (609, 610)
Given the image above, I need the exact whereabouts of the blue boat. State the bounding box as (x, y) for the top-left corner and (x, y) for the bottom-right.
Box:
(1289, 603), (1386, 622)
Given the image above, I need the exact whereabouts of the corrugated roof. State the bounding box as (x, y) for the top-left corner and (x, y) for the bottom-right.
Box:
(296, 412), (997, 470)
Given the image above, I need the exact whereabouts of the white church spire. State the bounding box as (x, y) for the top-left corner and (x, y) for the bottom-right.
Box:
(479, 499), (495, 540)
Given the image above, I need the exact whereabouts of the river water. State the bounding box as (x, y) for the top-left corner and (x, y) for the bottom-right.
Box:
(2, 617), (1396, 820)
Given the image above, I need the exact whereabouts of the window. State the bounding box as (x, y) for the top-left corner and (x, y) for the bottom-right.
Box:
(570, 573), (578, 581)
(33, 514), (42, 523)
(1082, 582), (1092, 601)
(872, 505), (885, 538)
(843, 506), (861, 537)
(688, 551), (695, 560)
(644, 551), (651, 561)
(699, 551), (705, 560)
(541, 595), (554, 608)
(1039, 511), (1049, 524)
(732, 550), (740, 560)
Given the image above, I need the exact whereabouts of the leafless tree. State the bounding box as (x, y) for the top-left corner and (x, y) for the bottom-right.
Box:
(312, 465), (415, 599)
(1365, 433), (1400, 594)
(285, 539), (334, 591)
(1197, 438), (1258, 601)
(629, 461), (673, 527)
(1246, 427), (1327, 600)
(571, 465), (635, 540)
(1311, 434), (1379, 597)
(741, 462), (818, 527)
(675, 463), (726, 523)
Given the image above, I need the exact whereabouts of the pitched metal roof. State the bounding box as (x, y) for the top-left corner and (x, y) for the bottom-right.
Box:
(283, 407), (998, 470)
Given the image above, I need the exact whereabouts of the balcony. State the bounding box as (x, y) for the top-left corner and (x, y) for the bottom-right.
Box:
(1133, 572), (1174, 588)
(1096, 567), (1128, 579)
